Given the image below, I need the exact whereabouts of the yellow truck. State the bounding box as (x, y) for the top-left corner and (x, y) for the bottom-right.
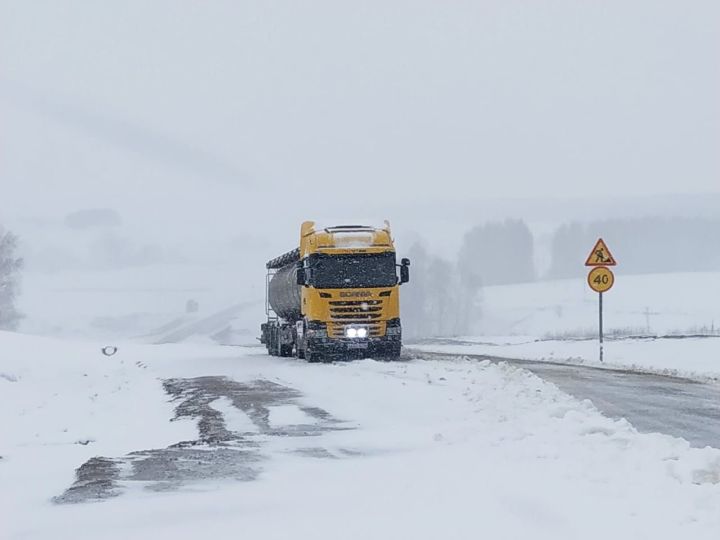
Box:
(261, 221), (410, 362)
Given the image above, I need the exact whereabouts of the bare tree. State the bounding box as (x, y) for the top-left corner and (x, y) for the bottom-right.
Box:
(401, 242), (431, 339)
(455, 263), (482, 336)
(401, 241), (482, 339)
(0, 228), (24, 330)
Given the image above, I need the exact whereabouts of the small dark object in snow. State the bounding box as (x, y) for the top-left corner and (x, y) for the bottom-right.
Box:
(101, 346), (118, 356)
(75, 439), (95, 446)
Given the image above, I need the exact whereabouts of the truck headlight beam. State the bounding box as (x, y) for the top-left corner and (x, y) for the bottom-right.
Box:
(345, 327), (368, 338)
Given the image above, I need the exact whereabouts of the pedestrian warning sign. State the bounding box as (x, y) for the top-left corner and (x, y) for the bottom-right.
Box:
(585, 238), (617, 267)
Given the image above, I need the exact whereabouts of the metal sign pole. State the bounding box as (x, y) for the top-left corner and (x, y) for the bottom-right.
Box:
(599, 291), (604, 362)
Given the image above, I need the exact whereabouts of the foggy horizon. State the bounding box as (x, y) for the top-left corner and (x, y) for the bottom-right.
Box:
(3, 1), (719, 216)
(2, 0), (719, 339)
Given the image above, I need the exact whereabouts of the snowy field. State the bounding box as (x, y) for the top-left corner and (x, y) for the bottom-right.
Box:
(18, 264), (264, 344)
(476, 271), (720, 337)
(2, 330), (720, 539)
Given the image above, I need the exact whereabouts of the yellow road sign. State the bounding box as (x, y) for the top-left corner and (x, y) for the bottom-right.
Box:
(585, 238), (617, 267)
(587, 266), (614, 293)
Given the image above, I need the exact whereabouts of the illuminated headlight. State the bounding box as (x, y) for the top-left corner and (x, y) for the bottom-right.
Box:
(345, 327), (368, 338)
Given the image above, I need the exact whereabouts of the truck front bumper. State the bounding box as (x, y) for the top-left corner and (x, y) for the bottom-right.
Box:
(307, 334), (401, 358)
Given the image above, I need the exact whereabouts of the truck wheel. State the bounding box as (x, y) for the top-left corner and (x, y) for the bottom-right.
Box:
(269, 328), (280, 356)
(306, 351), (321, 363)
(268, 337), (276, 356)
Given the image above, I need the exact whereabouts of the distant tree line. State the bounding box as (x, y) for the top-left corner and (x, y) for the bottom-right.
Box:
(402, 219), (534, 338)
(458, 219), (535, 286)
(547, 217), (720, 278)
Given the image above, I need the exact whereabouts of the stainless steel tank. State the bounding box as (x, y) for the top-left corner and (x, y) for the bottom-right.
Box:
(268, 263), (302, 321)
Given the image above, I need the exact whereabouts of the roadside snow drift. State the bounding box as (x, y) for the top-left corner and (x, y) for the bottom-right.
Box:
(414, 335), (720, 379)
(2, 330), (720, 539)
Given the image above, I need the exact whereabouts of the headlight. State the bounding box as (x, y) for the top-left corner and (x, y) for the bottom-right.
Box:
(345, 327), (368, 338)
(386, 326), (401, 335)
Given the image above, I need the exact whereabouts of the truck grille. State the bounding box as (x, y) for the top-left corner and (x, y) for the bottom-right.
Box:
(328, 300), (385, 337)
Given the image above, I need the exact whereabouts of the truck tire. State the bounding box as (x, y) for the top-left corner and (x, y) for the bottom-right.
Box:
(268, 330), (277, 356)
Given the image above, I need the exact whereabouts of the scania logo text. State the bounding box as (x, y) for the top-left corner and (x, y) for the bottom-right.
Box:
(339, 291), (372, 298)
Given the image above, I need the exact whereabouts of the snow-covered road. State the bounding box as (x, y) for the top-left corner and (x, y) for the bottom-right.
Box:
(3, 332), (720, 539)
(415, 349), (720, 449)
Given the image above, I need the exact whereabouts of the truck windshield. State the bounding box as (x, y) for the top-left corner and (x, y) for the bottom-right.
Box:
(310, 252), (397, 288)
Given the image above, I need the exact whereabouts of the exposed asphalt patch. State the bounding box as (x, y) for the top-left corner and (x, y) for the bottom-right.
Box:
(56, 377), (352, 504)
(127, 447), (262, 492)
(53, 457), (122, 504)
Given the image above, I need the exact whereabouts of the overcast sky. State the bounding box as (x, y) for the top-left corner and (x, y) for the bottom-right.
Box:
(2, 0), (719, 226)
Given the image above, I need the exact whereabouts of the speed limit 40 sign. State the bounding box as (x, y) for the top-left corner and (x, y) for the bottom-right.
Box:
(587, 266), (614, 293)
(584, 238), (618, 363)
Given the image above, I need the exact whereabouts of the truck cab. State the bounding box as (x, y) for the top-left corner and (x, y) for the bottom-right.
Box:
(262, 221), (409, 362)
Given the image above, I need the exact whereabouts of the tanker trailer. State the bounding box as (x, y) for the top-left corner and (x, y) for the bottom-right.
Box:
(260, 221), (410, 362)
(261, 250), (302, 357)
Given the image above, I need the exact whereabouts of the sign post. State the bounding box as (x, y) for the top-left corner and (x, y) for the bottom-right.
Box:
(599, 291), (603, 362)
(585, 239), (617, 362)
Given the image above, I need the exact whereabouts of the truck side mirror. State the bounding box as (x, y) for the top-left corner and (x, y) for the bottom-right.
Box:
(400, 258), (410, 284)
(296, 262), (306, 285)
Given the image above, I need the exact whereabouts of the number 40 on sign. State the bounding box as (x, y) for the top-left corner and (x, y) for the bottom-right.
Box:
(587, 266), (614, 293)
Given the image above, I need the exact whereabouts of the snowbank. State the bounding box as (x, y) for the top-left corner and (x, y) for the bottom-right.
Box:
(413, 335), (720, 379)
